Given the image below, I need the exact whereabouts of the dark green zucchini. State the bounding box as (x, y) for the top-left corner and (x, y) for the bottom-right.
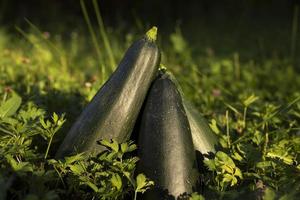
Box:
(166, 72), (218, 155)
(56, 27), (160, 158)
(137, 72), (198, 199)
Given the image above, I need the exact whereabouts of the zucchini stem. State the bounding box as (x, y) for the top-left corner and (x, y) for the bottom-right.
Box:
(146, 26), (158, 42)
(159, 63), (167, 72)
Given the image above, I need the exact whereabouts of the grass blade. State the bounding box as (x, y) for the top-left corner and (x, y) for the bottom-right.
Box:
(92, 0), (116, 71)
(80, 0), (103, 75)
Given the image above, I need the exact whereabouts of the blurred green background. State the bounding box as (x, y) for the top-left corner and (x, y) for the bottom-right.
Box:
(0, 0), (298, 60)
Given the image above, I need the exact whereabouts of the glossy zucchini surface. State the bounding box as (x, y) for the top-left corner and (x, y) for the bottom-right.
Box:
(137, 72), (198, 199)
(56, 27), (160, 158)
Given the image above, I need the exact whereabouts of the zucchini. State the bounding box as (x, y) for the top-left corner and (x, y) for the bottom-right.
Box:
(56, 27), (160, 158)
(165, 72), (218, 155)
(183, 100), (218, 155)
(137, 72), (198, 199)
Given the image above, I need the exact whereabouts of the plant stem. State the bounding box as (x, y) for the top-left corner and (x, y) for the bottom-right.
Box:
(226, 110), (231, 148)
(53, 165), (66, 188)
(146, 26), (158, 42)
(133, 191), (138, 200)
(3, 91), (7, 102)
(262, 124), (269, 161)
(243, 106), (247, 130)
(44, 136), (53, 159)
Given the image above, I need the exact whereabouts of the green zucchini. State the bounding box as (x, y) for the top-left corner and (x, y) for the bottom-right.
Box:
(137, 72), (198, 199)
(183, 100), (218, 155)
(56, 27), (160, 158)
(166, 72), (218, 155)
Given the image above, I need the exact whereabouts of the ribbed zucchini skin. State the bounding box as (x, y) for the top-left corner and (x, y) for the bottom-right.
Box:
(56, 35), (160, 158)
(137, 73), (198, 199)
(163, 72), (218, 155)
(183, 100), (218, 155)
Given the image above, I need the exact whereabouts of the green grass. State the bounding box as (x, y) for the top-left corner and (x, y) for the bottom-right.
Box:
(0, 18), (300, 200)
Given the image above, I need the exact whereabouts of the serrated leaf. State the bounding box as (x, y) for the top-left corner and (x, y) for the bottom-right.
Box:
(5, 155), (33, 172)
(209, 119), (220, 134)
(222, 174), (233, 183)
(111, 174), (122, 190)
(64, 153), (85, 164)
(52, 112), (58, 123)
(221, 164), (234, 174)
(99, 139), (119, 152)
(232, 152), (243, 161)
(216, 151), (236, 168)
(234, 168), (243, 179)
(136, 173), (153, 193)
(85, 181), (99, 192)
(40, 118), (50, 129)
(204, 159), (216, 171)
(5, 155), (18, 170)
(127, 143), (137, 152)
(70, 164), (85, 175)
(243, 94), (259, 107)
(0, 93), (22, 118)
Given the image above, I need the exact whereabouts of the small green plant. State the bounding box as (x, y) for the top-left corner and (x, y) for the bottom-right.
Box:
(204, 151), (243, 190)
(39, 113), (66, 159)
(49, 139), (154, 200)
(1, 20), (300, 199)
(0, 91), (154, 199)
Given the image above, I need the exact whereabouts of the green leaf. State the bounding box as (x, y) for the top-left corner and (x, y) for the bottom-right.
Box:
(243, 94), (259, 107)
(222, 173), (233, 184)
(136, 173), (154, 193)
(0, 93), (22, 118)
(127, 143), (137, 152)
(209, 119), (220, 134)
(85, 181), (99, 192)
(111, 174), (122, 190)
(243, 172), (261, 179)
(5, 155), (33, 172)
(252, 130), (263, 145)
(52, 112), (58, 123)
(136, 174), (147, 190)
(232, 152), (243, 162)
(70, 164), (85, 175)
(234, 168), (243, 179)
(40, 118), (51, 129)
(120, 143), (128, 153)
(256, 161), (273, 169)
(264, 188), (276, 200)
(100, 139), (119, 152)
(224, 102), (241, 115)
(189, 193), (205, 200)
(204, 159), (216, 171)
(215, 151), (236, 168)
(64, 153), (85, 164)
(221, 164), (234, 174)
